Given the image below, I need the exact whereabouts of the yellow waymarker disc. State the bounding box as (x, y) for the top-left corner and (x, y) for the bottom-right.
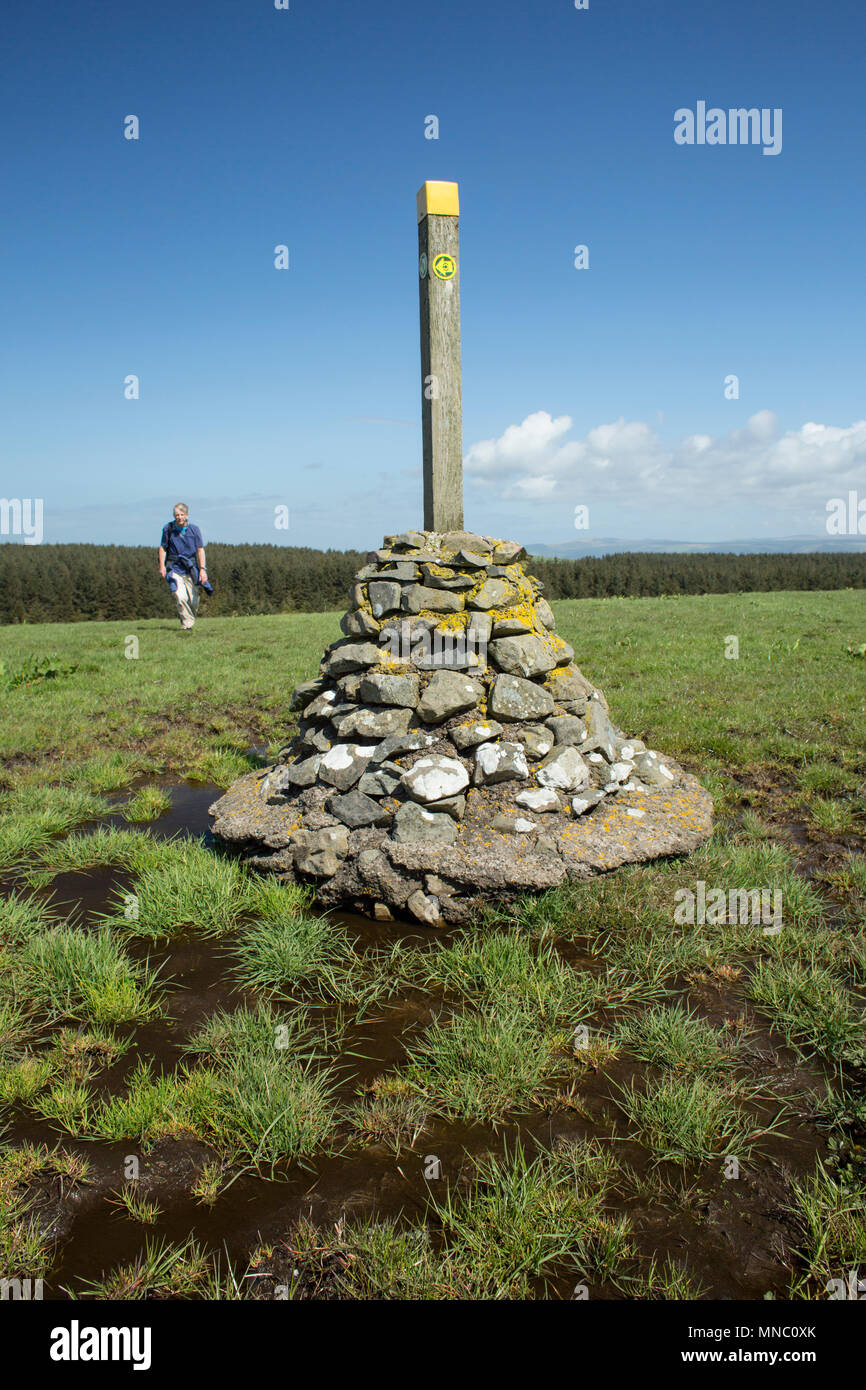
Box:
(432, 253), (456, 280)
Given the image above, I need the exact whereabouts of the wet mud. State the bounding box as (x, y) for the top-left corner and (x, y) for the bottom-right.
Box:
(0, 778), (854, 1298)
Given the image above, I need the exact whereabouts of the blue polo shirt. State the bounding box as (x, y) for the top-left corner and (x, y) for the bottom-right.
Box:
(161, 521), (203, 572)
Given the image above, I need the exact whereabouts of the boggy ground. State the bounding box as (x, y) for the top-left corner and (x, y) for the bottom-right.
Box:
(0, 591), (864, 1300)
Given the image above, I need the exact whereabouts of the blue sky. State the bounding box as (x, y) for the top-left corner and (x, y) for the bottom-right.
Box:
(2, 0), (864, 549)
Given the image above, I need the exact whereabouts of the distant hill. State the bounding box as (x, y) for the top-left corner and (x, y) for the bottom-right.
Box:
(528, 536), (866, 558)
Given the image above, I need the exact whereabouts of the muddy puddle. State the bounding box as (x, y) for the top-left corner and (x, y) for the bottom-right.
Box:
(105, 779), (222, 843)
(0, 775), (854, 1298)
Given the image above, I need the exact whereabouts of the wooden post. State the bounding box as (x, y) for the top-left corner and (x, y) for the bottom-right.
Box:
(417, 180), (463, 532)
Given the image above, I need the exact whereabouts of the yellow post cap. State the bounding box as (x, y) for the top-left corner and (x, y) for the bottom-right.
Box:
(417, 180), (460, 222)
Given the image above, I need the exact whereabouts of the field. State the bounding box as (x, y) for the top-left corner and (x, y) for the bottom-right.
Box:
(1, 590), (865, 1300)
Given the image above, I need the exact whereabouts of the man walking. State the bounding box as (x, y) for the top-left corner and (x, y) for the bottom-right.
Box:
(158, 503), (208, 630)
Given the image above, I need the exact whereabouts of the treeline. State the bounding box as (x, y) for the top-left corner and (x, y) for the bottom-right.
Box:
(0, 543), (864, 624)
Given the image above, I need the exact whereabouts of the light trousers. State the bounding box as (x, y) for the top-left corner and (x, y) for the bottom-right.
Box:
(170, 571), (200, 629)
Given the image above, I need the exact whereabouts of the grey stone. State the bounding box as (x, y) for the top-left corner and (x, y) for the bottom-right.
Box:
(515, 787), (561, 813)
(456, 548), (490, 569)
(474, 741), (530, 785)
(303, 690), (338, 722)
(292, 824), (349, 878)
(327, 789), (392, 829)
(617, 739), (646, 758)
(294, 847), (340, 878)
(368, 581), (403, 618)
(427, 794), (466, 820)
(546, 715), (587, 745)
(308, 825), (350, 856)
(318, 743), (376, 790)
(369, 731), (437, 765)
(492, 616), (534, 637)
(389, 531), (426, 549)
(451, 718), (504, 750)
(579, 700), (618, 762)
(392, 801), (458, 845)
(290, 678), (325, 711)
(297, 727), (332, 755)
(545, 666), (595, 704)
(283, 754), (322, 787)
(425, 874), (457, 897)
(571, 788), (605, 816)
(633, 751), (676, 788)
(358, 762), (403, 796)
(402, 755), (470, 803)
(336, 674), (364, 703)
(402, 585), (464, 614)
(333, 705), (413, 740)
(356, 847), (420, 907)
(442, 531), (491, 554)
(492, 541), (526, 564)
(604, 761), (634, 788)
(417, 670), (483, 724)
(468, 578), (517, 611)
(359, 672), (421, 707)
(489, 634), (557, 679)
(560, 697), (588, 717)
(340, 609), (380, 638)
(326, 642), (381, 676)
(377, 563), (419, 581)
(421, 566), (475, 590)
(536, 746), (590, 792)
(535, 598), (556, 630)
(465, 612), (493, 644)
(489, 674), (555, 722)
(406, 889), (443, 926)
(511, 724), (555, 760)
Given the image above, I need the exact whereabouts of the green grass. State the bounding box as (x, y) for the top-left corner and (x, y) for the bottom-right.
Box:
(290, 1139), (631, 1299)
(614, 1003), (742, 1073)
(95, 1004), (338, 1168)
(12, 926), (162, 1026)
(403, 1005), (563, 1122)
(100, 840), (257, 940)
(788, 1162), (866, 1292)
(616, 1073), (774, 1163)
(74, 1234), (249, 1300)
(746, 957), (866, 1064)
(232, 880), (363, 1002)
(25, 825), (191, 886)
(2, 593), (866, 1299)
(121, 785), (173, 822)
(0, 788), (111, 871)
(405, 928), (639, 1021)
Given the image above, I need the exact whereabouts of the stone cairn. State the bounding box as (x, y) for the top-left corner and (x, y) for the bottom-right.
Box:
(210, 530), (713, 926)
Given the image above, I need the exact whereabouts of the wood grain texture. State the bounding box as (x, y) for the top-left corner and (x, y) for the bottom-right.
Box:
(418, 212), (463, 531)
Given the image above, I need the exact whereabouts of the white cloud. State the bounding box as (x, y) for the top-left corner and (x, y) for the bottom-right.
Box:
(464, 410), (866, 506)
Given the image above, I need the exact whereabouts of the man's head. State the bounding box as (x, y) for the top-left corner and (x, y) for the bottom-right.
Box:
(173, 503), (189, 527)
